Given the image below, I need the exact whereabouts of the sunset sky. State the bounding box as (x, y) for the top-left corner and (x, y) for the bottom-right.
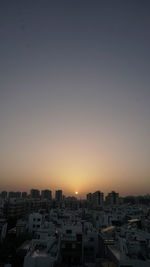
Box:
(0, 1), (150, 196)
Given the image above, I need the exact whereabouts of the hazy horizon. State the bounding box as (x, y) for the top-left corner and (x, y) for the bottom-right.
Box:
(1, 185), (150, 199)
(0, 1), (150, 196)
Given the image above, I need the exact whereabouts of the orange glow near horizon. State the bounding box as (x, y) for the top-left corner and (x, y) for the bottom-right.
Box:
(0, 162), (150, 197)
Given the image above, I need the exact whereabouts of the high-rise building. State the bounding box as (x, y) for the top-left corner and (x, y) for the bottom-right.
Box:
(55, 190), (63, 202)
(87, 191), (104, 207)
(1, 191), (7, 199)
(92, 191), (104, 206)
(105, 191), (119, 205)
(30, 189), (40, 198)
(22, 192), (27, 198)
(86, 193), (93, 202)
(41, 190), (52, 200)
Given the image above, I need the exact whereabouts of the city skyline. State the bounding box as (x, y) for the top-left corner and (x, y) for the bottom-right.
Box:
(1, 1), (150, 196)
(0, 187), (149, 199)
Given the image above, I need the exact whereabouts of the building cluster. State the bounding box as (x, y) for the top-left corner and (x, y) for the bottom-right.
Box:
(0, 189), (63, 201)
(87, 190), (121, 207)
(0, 190), (150, 266)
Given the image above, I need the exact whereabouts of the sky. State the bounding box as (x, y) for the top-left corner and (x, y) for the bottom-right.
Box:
(0, 0), (150, 197)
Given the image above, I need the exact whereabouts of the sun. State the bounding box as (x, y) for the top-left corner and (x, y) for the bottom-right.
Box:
(75, 191), (78, 195)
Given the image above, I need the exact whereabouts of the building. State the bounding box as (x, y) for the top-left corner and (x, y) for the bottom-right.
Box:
(41, 190), (52, 200)
(93, 191), (104, 206)
(30, 189), (40, 198)
(16, 219), (27, 237)
(61, 222), (83, 265)
(28, 213), (42, 234)
(15, 191), (21, 198)
(8, 191), (16, 198)
(87, 193), (93, 202)
(87, 191), (104, 207)
(8, 191), (21, 198)
(1, 191), (7, 199)
(4, 198), (27, 218)
(22, 192), (27, 198)
(106, 191), (119, 205)
(0, 218), (7, 243)
(23, 236), (60, 267)
(55, 190), (63, 202)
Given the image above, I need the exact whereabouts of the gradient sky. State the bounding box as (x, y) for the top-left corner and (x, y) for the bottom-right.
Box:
(0, 1), (150, 196)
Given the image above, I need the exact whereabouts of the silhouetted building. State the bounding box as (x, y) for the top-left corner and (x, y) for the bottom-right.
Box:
(22, 192), (27, 198)
(4, 198), (26, 218)
(87, 191), (104, 206)
(55, 190), (63, 202)
(87, 193), (93, 202)
(1, 191), (7, 199)
(41, 190), (52, 200)
(106, 191), (119, 205)
(8, 191), (21, 198)
(93, 191), (104, 206)
(30, 189), (40, 198)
